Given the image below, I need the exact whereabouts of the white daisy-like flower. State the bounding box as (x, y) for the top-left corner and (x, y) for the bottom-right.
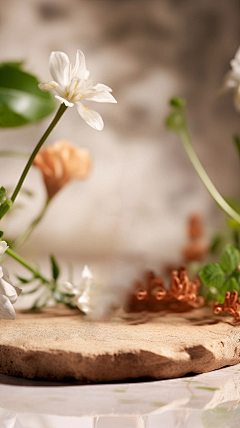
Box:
(39, 50), (117, 131)
(0, 241), (22, 320)
(62, 265), (93, 315)
(220, 46), (240, 111)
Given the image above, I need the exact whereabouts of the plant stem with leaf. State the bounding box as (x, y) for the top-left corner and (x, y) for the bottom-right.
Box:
(166, 98), (240, 225)
(6, 247), (50, 285)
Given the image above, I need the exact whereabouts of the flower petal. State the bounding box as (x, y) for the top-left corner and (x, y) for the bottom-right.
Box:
(61, 280), (79, 295)
(38, 81), (59, 92)
(72, 50), (86, 80)
(0, 241), (8, 258)
(49, 51), (70, 86)
(230, 47), (240, 73)
(85, 91), (117, 103)
(0, 295), (16, 320)
(94, 83), (113, 92)
(76, 103), (104, 130)
(55, 95), (74, 107)
(0, 276), (19, 304)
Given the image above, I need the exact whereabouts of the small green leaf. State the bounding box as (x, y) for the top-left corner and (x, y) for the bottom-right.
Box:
(199, 263), (225, 289)
(169, 97), (186, 108)
(209, 234), (225, 254)
(0, 62), (55, 128)
(16, 275), (32, 284)
(50, 255), (60, 281)
(218, 277), (239, 303)
(0, 231), (3, 238)
(220, 244), (240, 274)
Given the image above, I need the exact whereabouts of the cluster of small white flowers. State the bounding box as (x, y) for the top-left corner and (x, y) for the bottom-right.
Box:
(62, 265), (93, 315)
(0, 242), (21, 320)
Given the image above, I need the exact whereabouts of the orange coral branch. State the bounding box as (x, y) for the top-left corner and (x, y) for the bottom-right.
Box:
(125, 267), (204, 313)
(213, 290), (240, 321)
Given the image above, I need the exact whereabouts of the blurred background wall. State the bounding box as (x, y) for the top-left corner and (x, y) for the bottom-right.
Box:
(1, 0), (240, 274)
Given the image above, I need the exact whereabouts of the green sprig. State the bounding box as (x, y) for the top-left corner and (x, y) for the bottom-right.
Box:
(199, 244), (240, 302)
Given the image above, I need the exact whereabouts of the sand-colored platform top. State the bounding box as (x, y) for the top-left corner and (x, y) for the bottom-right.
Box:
(0, 306), (240, 382)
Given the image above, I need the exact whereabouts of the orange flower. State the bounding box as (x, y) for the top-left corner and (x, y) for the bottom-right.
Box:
(33, 140), (91, 199)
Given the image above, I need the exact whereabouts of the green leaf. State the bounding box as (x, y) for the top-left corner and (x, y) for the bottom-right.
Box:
(0, 231), (3, 238)
(16, 275), (32, 284)
(0, 63), (55, 127)
(218, 277), (239, 303)
(50, 255), (60, 281)
(209, 234), (225, 254)
(1, 61), (24, 69)
(199, 263), (225, 289)
(169, 97), (186, 108)
(220, 244), (240, 274)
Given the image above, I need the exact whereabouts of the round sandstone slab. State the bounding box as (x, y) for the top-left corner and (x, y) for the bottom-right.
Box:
(0, 306), (240, 382)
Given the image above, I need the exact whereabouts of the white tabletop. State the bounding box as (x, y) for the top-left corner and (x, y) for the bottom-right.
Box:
(0, 363), (240, 427)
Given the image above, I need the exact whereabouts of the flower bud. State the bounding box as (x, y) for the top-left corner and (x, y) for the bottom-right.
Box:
(33, 140), (91, 199)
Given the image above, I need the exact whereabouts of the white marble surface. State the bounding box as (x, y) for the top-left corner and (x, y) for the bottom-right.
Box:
(0, 364), (240, 427)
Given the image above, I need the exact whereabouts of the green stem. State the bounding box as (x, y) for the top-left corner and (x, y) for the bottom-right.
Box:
(10, 103), (67, 205)
(11, 199), (50, 250)
(6, 247), (50, 284)
(179, 126), (240, 224)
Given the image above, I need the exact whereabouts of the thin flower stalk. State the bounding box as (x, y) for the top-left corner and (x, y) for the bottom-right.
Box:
(10, 104), (68, 205)
(166, 101), (240, 225)
(10, 199), (50, 250)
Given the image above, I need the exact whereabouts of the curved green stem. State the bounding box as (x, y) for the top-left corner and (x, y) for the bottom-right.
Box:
(6, 247), (50, 285)
(179, 127), (240, 224)
(11, 199), (50, 250)
(11, 103), (67, 205)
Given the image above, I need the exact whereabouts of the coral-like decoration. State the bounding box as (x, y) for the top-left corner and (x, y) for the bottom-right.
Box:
(125, 266), (204, 313)
(182, 214), (208, 263)
(168, 266), (204, 307)
(126, 271), (167, 312)
(213, 290), (240, 321)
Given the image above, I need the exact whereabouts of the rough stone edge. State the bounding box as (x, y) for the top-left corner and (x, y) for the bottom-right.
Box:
(1, 342), (240, 383)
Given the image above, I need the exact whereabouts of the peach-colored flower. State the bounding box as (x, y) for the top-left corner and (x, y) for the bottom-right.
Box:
(33, 140), (91, 199)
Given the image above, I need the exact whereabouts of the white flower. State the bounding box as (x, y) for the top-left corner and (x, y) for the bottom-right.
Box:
(39, 50), (117, 131)
(0, 241), (21, 320)
(0, 241), (8, 258)
(62, 265), (94, 315)
(220, 46), (240, 111)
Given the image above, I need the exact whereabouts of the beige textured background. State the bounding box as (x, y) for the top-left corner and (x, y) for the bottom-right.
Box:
(1, 0), (240, 280)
